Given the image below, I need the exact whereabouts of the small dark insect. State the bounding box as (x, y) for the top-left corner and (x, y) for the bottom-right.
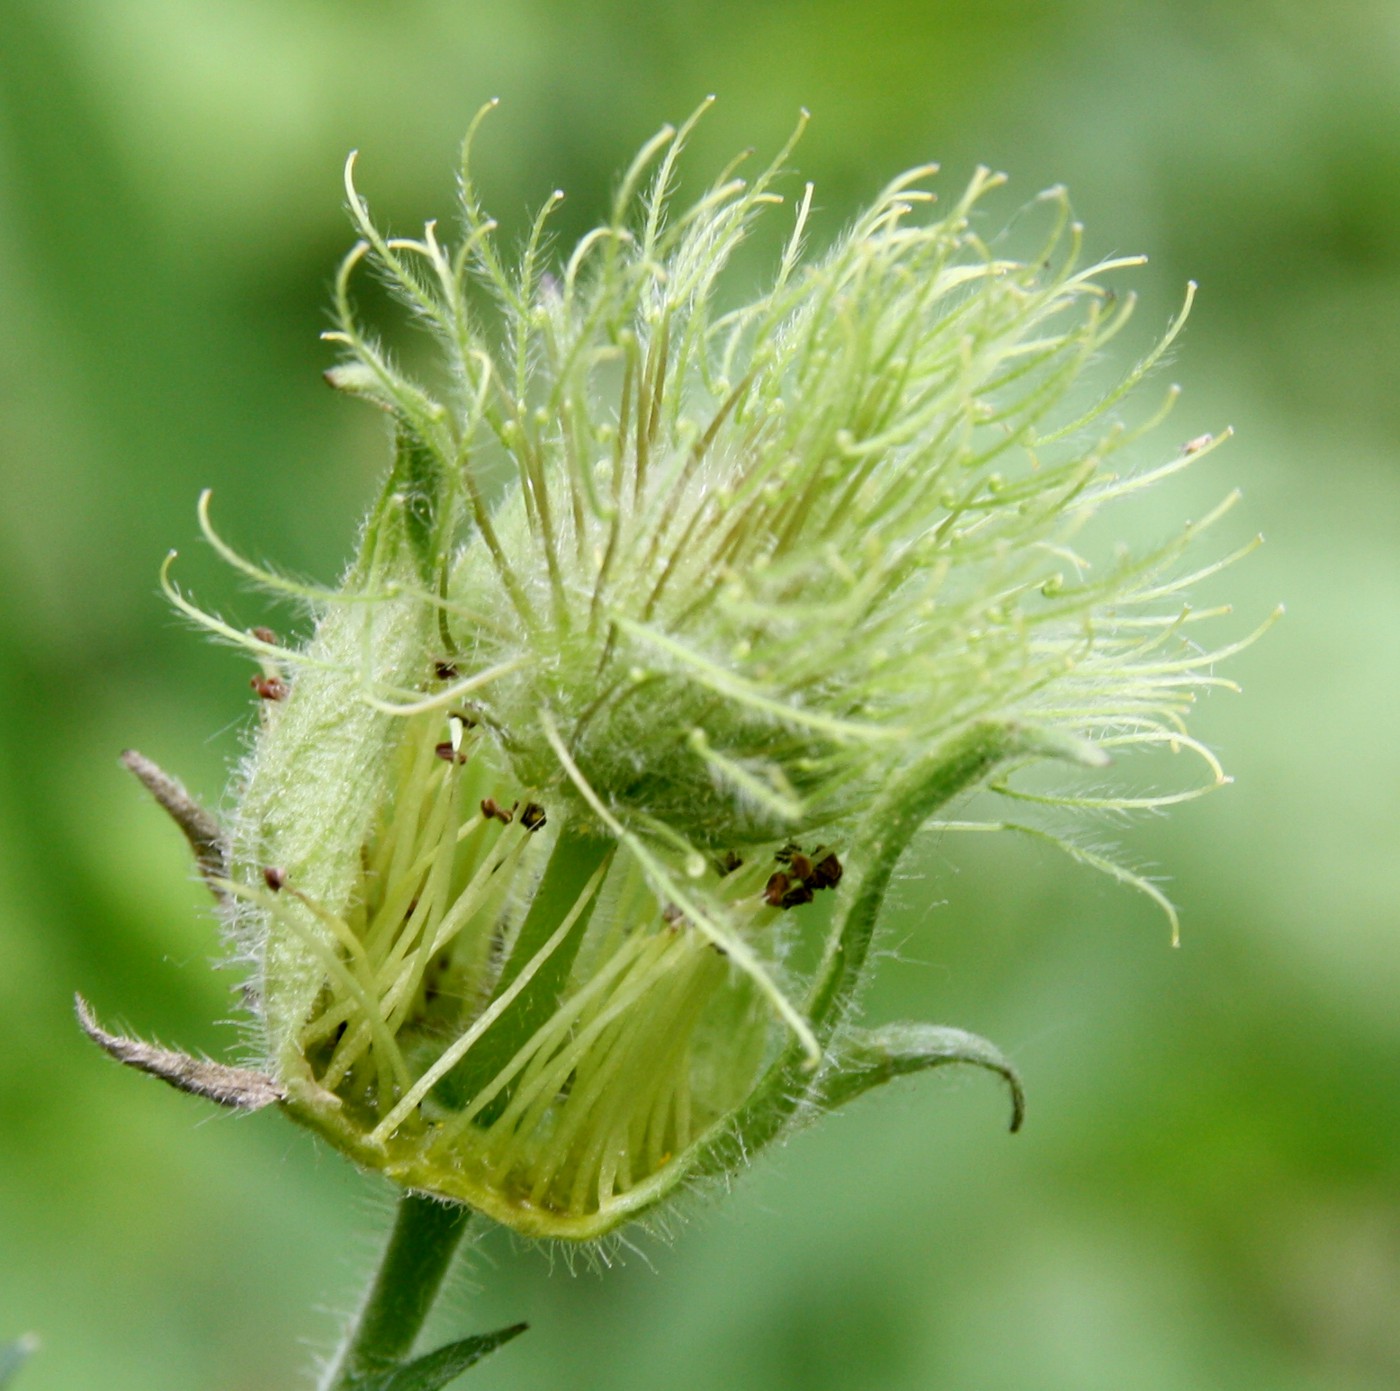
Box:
(780, 881), (815, 910)
(263, 865), (286, 892)
(763, 871), (791, 908)
(250, 674), (288, 701)
(810, 852), (843, 890)
(481, 797), (514, 825)
(520, 803), (547, 832)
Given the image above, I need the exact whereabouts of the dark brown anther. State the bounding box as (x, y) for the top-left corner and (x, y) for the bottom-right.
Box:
(810, 852), (844, 890)
(788, 852), (814, 882)
(251, 674), (287, 701)
(263, 866), (286, 892)
(520, 803), (547, 832)
(434, 741), (467, 764)
(763, 871), (791, 908)
(780, 881), (815, 910)
(481, 797), (514, 825)
(434, 660), (459, 680)
(250, 626), (278, 645)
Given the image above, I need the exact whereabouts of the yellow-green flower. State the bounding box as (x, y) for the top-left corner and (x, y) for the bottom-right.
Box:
(89, 104), (1261, 1243)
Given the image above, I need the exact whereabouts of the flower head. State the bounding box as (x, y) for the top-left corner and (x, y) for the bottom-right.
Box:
(102, 104), (1260, 1241)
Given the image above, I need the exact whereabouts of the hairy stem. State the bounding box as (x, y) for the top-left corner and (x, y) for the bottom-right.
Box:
(319, 1191), (472, 1391)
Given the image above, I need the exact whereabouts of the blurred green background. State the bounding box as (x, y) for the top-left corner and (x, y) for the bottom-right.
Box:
(2, 2), (1397, 1388)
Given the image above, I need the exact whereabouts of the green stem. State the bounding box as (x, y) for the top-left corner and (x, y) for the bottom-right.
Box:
(319, 1191), (472, 1391)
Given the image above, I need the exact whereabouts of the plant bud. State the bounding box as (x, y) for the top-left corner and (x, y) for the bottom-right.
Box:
(104, 104), (1264, 1241)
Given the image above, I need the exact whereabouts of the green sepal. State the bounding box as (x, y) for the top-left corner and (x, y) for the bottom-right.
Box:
(0, 1335), (38, 1389)
(344, 1324), (527, 1391)
(805, 720), (1090, 1038)
(816, 1021), (1025, 1132)
(687, 721), (1061, 1184)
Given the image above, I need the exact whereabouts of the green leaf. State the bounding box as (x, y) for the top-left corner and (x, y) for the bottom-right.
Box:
(817, 1021), (1025, 1132)
(0, 1335), (39, 1389)
(348, 1324), (527, 1391)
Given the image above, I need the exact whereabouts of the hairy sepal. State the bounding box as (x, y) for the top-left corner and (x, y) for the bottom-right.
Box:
(230, 494), (440, 1062)
(816, 1022), (1025, 1132)
(75, 995), (284, 1110)
(689, 720), (1087, 1178)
